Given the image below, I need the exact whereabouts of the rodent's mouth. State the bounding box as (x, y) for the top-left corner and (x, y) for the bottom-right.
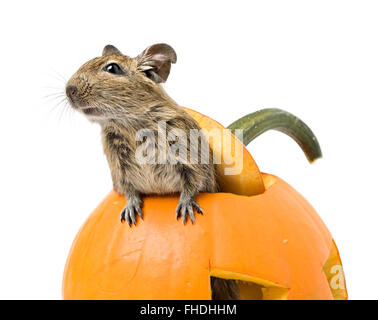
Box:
(66, 96), (103, 117)
(80, 106), (103, 116)
(66, 95), (82, 109)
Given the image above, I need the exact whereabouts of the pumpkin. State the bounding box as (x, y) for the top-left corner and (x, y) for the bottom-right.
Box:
(182, 107), (265, 196)
(62, 107), (347, 300)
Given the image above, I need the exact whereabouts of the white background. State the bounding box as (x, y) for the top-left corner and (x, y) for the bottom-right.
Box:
(0, 0), (376, 299)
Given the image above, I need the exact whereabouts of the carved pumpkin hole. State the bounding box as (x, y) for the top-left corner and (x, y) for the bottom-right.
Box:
(210, 276), (289, 300)
(323, 240), (348, 300)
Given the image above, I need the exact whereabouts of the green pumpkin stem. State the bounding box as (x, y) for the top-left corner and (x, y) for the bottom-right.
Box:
(227, 108), (322, 163)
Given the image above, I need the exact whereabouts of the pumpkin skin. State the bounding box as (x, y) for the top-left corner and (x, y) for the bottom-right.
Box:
(62, 173), (347, 300)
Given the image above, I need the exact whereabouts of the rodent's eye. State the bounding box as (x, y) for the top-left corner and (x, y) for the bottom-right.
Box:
(104, 63), (124, 75)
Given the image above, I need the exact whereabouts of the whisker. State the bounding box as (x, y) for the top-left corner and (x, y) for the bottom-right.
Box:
(48, 96), (69, 114)
(43, 92), (66, 99)
(43, 95), (67, 107)
(43, 85), (66, 90)
(49, 69), (67, 84)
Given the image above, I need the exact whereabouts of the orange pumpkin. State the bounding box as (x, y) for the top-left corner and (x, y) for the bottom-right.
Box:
(62, 108), (347, 300)
(62, 174), (346, 299)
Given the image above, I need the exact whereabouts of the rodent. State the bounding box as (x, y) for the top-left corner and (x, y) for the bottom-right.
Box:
(65, 44), (239, 300)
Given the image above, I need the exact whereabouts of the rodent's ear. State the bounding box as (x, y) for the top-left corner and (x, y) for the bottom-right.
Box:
(102, 45), (122, 56)
(136, 43), (177, 83)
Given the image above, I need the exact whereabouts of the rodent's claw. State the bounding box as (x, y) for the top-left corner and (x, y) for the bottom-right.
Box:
(120, 203), (143, 226)
(135, 203), (143, 222)
(192, 202), (203, 215)
(121, 210), (126, 223)
(182, 206), (188, 225)
(136, 206), (143, 220)
(187, 205), (194, 224)
(176, 200), (203, 225)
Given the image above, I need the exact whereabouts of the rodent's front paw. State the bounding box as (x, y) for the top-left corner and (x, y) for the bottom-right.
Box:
(176, 200), (203, 224)
(120, 203), (143, 226)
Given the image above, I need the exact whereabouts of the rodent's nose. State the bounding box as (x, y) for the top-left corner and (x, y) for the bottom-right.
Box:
(66, 85), (77, 100)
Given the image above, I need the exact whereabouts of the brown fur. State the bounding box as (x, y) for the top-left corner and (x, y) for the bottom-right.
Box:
(65, 44), (238, 299)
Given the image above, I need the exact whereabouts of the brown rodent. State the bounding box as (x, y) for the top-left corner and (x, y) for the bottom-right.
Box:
(65, 44), (239, 299)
